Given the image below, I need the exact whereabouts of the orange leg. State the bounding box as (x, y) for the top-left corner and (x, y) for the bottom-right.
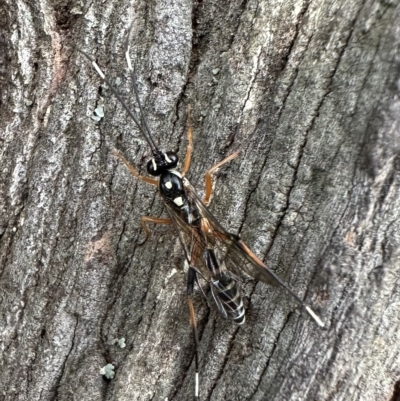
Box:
(112, 149), (158, 186)
(203, 151), (240, 205)
(181, 105), (193, 177)
(139, 216), (171, 244)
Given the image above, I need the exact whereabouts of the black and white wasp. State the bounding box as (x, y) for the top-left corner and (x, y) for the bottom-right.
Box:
(79, 46), (324, 400)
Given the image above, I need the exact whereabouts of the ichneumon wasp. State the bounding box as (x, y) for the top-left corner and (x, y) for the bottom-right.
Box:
(78, 45), (324, 401)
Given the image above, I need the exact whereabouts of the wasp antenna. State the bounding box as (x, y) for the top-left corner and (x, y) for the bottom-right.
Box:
(124, 45), (158, 151)
(305, 306), (325, 328)
(285, 286), (324, 327)
(253, 258), (324, 328)
(195, 371), (199, 399)
(77, 48), (158, 152)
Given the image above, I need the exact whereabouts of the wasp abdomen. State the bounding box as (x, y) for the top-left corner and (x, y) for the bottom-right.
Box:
(213, 275), (245, 325)
(205, 249), (245, 325)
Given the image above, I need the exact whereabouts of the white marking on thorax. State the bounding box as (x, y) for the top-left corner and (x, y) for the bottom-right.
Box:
(173, 196), (184, 207)
(152, 159), (157, 171)
(169, 169), (182, 178)
(165, 181), (172, 189)
(164, 152), (172, 163)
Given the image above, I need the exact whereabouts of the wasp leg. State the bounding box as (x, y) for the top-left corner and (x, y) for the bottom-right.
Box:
(181, 105), (193, 177)
(139, 216), (171, 245)
(203, 151), (240, 205)
(187, 266), (200, 401)
(112, 149), (158, 186)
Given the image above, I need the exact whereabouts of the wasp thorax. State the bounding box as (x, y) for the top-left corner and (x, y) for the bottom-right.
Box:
(159, 171), (186, 207)
(147, 151), (179, 176)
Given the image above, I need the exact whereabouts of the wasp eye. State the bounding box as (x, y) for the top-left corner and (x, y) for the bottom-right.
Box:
(147, 158), (161, 176)
(164, 152), (178, 169)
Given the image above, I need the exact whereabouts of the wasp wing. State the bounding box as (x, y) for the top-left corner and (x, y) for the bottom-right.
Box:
(159, 178), (323, 327)
(158, 177), (287, 288)
(181, 179), (284, 286)
(180, 179), (324, 327)
(162, 198), (210, 278)
(162, 194), (245, 322)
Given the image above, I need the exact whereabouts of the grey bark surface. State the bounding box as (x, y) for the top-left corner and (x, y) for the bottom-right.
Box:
(1, 0), (400, 400)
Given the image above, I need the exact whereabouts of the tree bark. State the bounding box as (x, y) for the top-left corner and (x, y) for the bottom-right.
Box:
(1, 0), (400, 400)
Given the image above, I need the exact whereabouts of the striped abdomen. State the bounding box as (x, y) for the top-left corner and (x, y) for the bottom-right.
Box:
(212, 274), (245, 324)
(205, 249), (245, 325)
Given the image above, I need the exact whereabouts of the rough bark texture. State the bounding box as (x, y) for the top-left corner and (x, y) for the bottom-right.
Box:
(1, 0), (400, 400)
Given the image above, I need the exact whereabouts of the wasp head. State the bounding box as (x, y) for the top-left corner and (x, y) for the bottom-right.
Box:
(147, 151), (179, 176)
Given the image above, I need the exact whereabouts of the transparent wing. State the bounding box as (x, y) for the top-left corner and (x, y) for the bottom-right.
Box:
(178, 179), (324, 327)
(162, 198), (214, 282)
(162, 178), (298, 287)
(163, 197), (246, 322)
(181, 179), (283, 286)
(159, 178), (323, 327)
(162, 178), (293, 287)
